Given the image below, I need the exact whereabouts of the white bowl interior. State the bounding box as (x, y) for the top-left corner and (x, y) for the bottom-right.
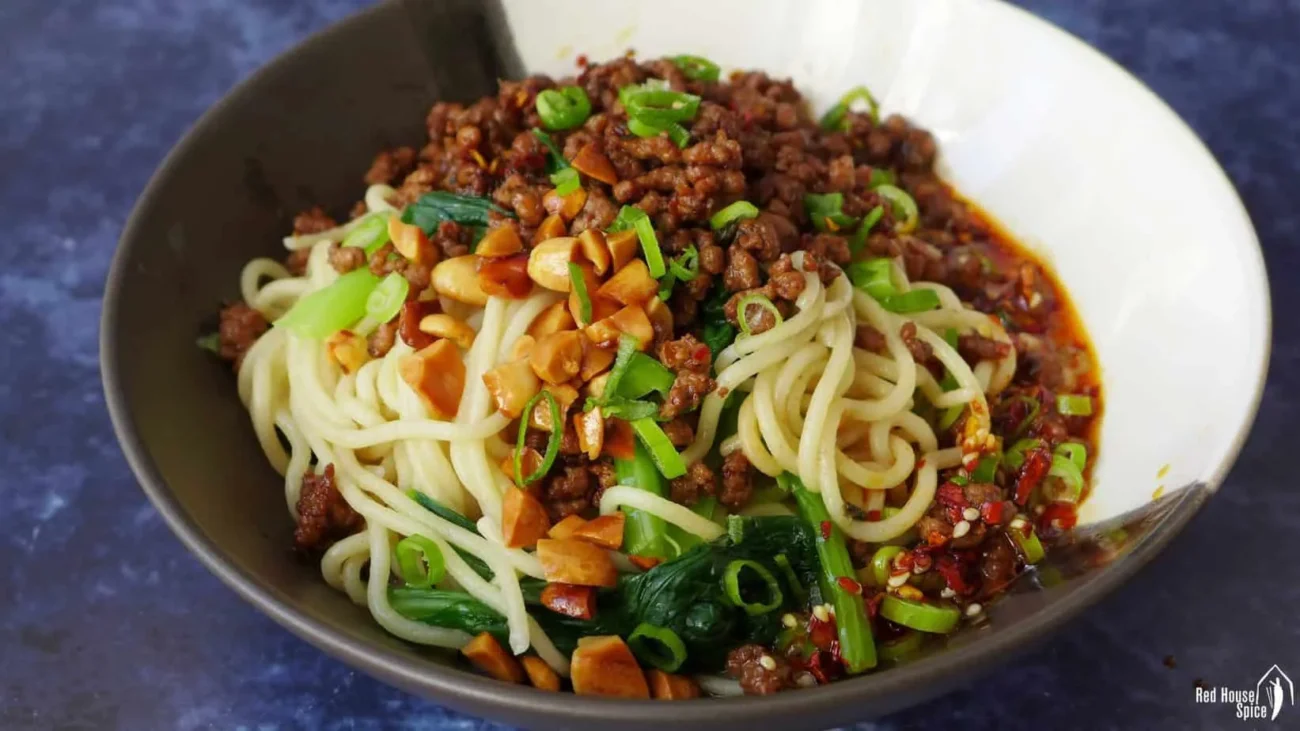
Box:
(503, 0), (1268, 523)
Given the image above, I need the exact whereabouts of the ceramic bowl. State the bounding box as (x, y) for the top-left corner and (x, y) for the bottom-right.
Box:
(102, 0), (1269, 727)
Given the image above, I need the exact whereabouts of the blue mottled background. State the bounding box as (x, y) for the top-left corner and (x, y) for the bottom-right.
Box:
(1, 1), (1296, 729)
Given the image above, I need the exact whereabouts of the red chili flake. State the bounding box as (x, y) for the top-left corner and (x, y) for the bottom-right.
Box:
(820, 521), (833, 540)
(895, 552), (914, 572)
(911, 551), (933, 572)
(1013, 447), (1052, 505)
(935, 554), (974, 595)
(808, 615), (836, 651)
(693, 344), (712, 363)
(981, 500), (1006, 525)
(916, 457), (927, 469)
(936, 482), (969, 509)
(866, 509), (882, 521)
(1038, 502), (1079, 537)
(837, 576), (862, 595)
(576, 54), (589, 67)
(866, 592), (885, 619)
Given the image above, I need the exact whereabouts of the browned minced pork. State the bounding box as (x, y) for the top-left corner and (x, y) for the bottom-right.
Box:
(657, 334), (712, 373)
(978, 532), (1020, 596)
(726, 644), (792, 695)
(958, 333), (1012, 363)
(661, 418), (695, 448)
(542, 464), (592, 521)
(660, 371), (715, 420)
(285, 248), (311, 276)
(720, 450), (755, 509)
(328, 243), (367, 273)
(363, 146), (417, 186)
(294, 464), (362, 551)
(670, 462), (716, 506)
(292, 206), (336, 235)
(855, 324), (887, 353)
(899, 321), (934, 365)
(217, 302), (267, 369)
(367, 321), (398, 358)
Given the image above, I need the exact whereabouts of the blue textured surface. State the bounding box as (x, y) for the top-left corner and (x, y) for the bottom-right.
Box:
(1, 1), (1296, 729)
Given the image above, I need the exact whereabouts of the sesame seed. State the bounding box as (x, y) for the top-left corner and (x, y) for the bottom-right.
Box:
(813, 604), (830, 622)
(782, 613), (797, 628)
(940, 586), (957, 599)
(962, 507), (981, 521)
(896, 585), (924, 601)
(759, 655), (777, 671)
(952, 520), (972, 539)
(1009, 518), (1027, 531)
(1029, 292), (1043, 308)
(887, 572), (910, 588)
(966, 603), (983, 617)
(796, 672), (817, 688)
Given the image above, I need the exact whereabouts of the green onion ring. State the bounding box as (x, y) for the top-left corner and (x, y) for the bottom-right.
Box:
(514, 389), (561, 486)
(722, 559), (783, 616)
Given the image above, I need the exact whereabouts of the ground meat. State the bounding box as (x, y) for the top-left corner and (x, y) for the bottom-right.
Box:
(803, 232), (851, 265)
(292, 206), (336, 235)
(367, 320), (398, 358)
(978, 532), (1019, 595)
(571, 187), (618, 234)
(363, 146), (416, 185)
(855, 324), (887, 353)
(670, 462), (716, 506)
(723, 246), (762, 291)
(369, 243), (433, 294)
(734, 217), (782, 262)
(328, 243), (366, 273)
(294, 465), (362, 551)
(285, 248), (311, 276)
(720, 451), (754, 509)
(726, 644), (791, 695)
(958, 333), (1012, 363)
(962, 482), (1004, 506)
(899, 322), (934, 365)
(217, 302), (267, 369)
(660, 371), (715, 420)
(657, 334), (712, 373)
(543, 465), (592, 521)
(432, 220), (471, 258)
(699, 243), (725, 274)
(661, 417), (695, 448)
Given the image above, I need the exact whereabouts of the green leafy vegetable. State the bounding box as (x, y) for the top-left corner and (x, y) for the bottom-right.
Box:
(804, 192), (858, 232)
(401, 191), (511, 235)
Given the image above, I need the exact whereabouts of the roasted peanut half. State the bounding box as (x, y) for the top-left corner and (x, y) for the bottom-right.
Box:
(475, 225), (523, 258)
(431, 255), (489, 306)
(597, 259), (657, 305)
(418, 313), (475, 349)
(398, 339), (466, 419)
(605, 229), (639, 271)
(543, 187), (588, 222)
(531, 213), (567, 246)
(482, 357), (540, 418)
(529, 330), (583, 385)
(388, 217), (436, 265)
(528, 300), (577, 339)
(577, 229), (611, 275)
(326, 330), (369, 374)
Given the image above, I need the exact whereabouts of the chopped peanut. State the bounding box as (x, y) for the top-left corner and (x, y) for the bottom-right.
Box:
(532, 213), (567, 246)
(461, 632), (524, 684)
(577, 229), (611, 275)
(418, 313), (475, 349)
(388, 217), (437, 265)
(500, 447), (543, 483)
(585, 372), (611, 400)
(628, 555), (662, 571)
(509, 335), (536, 361)
(398, 339), (465, 419)
(478, 253), (533, 299)
(605, 230), (639, 271)
(603, 418), (636, 460)
(572, 512), (625, 550)
(432, 255), (489, 306)
(644, 296), (674, 343)
(529, 384), (578, 432)
(610, 305), (654, 348)
(598, 259), (657, 305)
(570, 636), (649, 698)
(573, 407), (605, 460)
(578, 334), (616, 380)
(326, 330), (369, 374)
(548, 514), (587, 540)
(647, 670), (701, 700)
(521, 656), (561, 692)
(528, 301), (576, 339)
(475, 225), (524, 258)
(570, 143), (619, 185)
(528, 237), (580, 291)
(540, 583), (596, 620)
(543, 187), (587, 222)
(529, 331), (584, 385)
(482, 357), (540, 418)
(502, 487), (550, 548)
(536, 538), (618, 587)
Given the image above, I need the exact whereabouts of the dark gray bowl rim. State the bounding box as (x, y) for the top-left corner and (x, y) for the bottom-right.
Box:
(100, 0), (1271, 725)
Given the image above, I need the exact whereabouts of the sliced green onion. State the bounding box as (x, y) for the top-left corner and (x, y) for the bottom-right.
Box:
(819, 85), (881, 130)
(594, 395), (659, 421)
(1006, 394), (1042, 438)
(668, 245), (699, 282)
(880, 288), (941, 313)
(599, 334), (642, 402)
(627, 116), (664, 138)
(616, 352), (676, 399)
(275, 268), (381, 339)
(663, 122), (691, 148)
(774, 553), (808, 604)
(627, 623), (688, 672)
(803, 192), (858, 232)
(846, 258), (896, 300)
(867, 168), (896, 189)
(567, 261), (592, 325)
(879, 631), (927, 664)
(938, 404), (965, 430)
(1048, 454), (1084, 501)
(710, 200), (760, 230)
(1005, 438), (1044, 470)
(394, 534), (447, 589)
(622, 86), (701, 126)
(632, 210), (666, 277)
(536, 86), (591, 130)
(671, 54), (721, 82)
(848, 205), (885, 255)
(736, 293), (783, 336)
(196, 332), (221, 354)
(342, 213), (391, 255)
(630, 417), (687, 479)
(722, 559), (783, 616)
(1056, 394), (1094, 416)
(1055, 442), (1087, 473)
(971, 454), (1000, 483)
(878, 596), (961, 634)
(514, 390), (561, 485)
(727, 513), (746, 545)
(627, 117), (690, 148)
(657, 273), (676, 301)
(1011, 520), (1046, 564)
(874, 184), (919, 233)
(551, 166), (581, 196)
(869, 545), (904, 587)
(530, 128), (568, 173)
(365, 273), (409, 325)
